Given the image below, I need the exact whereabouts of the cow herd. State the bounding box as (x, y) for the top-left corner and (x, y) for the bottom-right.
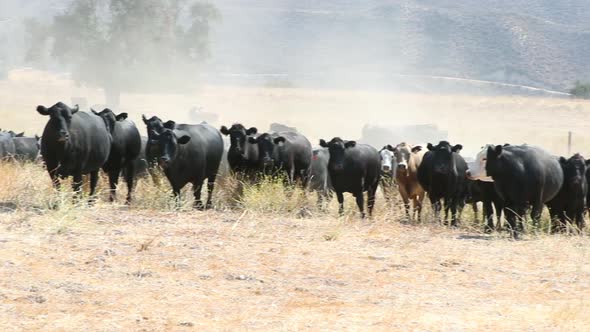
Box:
(1, 101), (589, 239)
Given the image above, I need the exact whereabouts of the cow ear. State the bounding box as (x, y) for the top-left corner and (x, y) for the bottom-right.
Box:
(387, 144), (395, 152)
(427, 143), (434, 151)
(36, 105), (51, 116)
(493, 145), (503, 156)
(177, 135), (191, 145)
(91, 108), (99, 115)
(345, 141), (356, 148)
(220, 126), (230, 135)
(248, 137), (258, 144)
(16, 132), (24, 137)
(35, 135), (40, 141)
(246, 127), (258, 135)
(142, 114), (149, 124)
(585, 159), (590, 166)
(274, 136), (286, 145)
(319, 139), (328, 148)
(559, 156), (567, 165)
(115, 113), (128, 121)
(164, 120), (176, 129)
(411, 145), (423, 153)
(71, 104), (79, 114)
(452, 144), (463, 153)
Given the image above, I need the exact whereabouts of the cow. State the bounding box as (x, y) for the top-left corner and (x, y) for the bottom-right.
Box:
(485, 144), (563, 238)
(92, 108), (142, 203)
(417, 141), (468, 226)
(248, 131), (312, 186)
(147, 121), (223, 209)
(36, 102), (111, 201)
(466, 145), (505, 232)
(546, 154), (588, 233)
(379, 146), (397, 202)
(220, 124), (259, 178)
(319, 137), (380, 218)
(142, 115), (176, 184)
(309, 147), (332, 207)
(0, 131), (16, 159)
(12, 135), (40, 162)
(391, 143), (426, 221)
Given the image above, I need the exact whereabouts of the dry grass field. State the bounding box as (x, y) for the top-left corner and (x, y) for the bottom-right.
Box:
(1, 70), (590, 330)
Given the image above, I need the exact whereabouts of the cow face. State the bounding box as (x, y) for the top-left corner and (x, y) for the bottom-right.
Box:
(427, 141), (462, 175)
(248, 133), (276, 167)
(466, 145), (494, 182)
(149, 129), (191, 168)
(560, 154), (589, 189)
(320, 137), (356, 172)
(380, 145), (395, 172)
(91, 108), (125, 134)
(221, 124), (257, 155)
(143, 115), (166, 139)
(36, 102), (79, 143)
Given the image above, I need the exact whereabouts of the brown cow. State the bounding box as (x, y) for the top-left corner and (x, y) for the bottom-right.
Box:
(392, 143), (426, 221)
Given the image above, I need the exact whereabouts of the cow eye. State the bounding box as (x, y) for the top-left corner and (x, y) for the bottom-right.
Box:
(482, 158), (487, 161)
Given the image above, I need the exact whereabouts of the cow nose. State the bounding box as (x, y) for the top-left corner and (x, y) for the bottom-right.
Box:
(398, 164), (407, 170)
(466, 170), (472, 177)
(382, 165), (390, 172)
(159, 157), (170, 166)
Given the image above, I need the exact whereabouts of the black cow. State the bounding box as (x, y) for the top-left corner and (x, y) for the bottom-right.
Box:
(0, 132), (16, 159)
(248, 131), (312, 185)
(466, 179), (504, 232)
(148, 121), (223, 209)
(12, 135), (40, 162)
(92, 109), (142, 203)
(37, 102), (111, 200)
(546, 154), (588, 233)
(220, 124), (259, 178)
(309, 147), (333, 207)
(319, 137), (381, 218)
(486, 144), (563, 238)
(417, 141), (468, 226)
(142, 115), (176, 184)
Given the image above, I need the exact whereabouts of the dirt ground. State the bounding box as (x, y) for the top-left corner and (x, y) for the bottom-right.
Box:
(0, 207), (589, 331)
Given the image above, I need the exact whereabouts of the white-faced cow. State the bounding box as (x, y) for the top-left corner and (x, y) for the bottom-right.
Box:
(379, 146), (397, 202)
(391, 143), (426, 221)
(319, 137), (380, 218)
(37, 102), (111, 201)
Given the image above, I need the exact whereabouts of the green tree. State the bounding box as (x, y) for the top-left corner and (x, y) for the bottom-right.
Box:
(26, 0), (219, 108)
(569, 80), (590, 99)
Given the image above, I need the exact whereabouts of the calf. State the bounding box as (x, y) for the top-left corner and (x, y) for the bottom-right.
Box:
(547, 154), (588, 233)
(37, 102), (111, 200)
(148, 122), (223, 209)
(392, 143), (426, 221)
(12, 135), (40, 162)
(249, 131), (312, 185)
(319, 137), (380, 218)
(93, 109), (142, 203)
(418, 141), (468, 226)
(485, 144), (563, 238)
(309, 147), (333, 207)
(379, 146), (397, 202)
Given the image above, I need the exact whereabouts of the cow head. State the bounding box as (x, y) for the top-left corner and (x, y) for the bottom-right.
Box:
(392, 143), (422, 175)
(466, 145), (494, 182)
(142, 115), (166, 139)
(148, 128), (191, 168)
(427, 141), (462, 175)
(379, 145), (395, 173)
(221, 124), (257, 155)
(36, 102), (79, 143)
(91, 108), (125, 133)
(248, 133), (277, 168)
(319, 137), (356, 172)
(560, 153), (590, 189)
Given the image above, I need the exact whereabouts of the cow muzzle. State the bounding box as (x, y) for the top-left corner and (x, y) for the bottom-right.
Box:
(159, 157), (171, 167)
(382, 165), (391, 172)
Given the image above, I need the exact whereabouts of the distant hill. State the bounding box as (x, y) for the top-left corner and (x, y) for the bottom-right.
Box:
(3, 0), (590, 92)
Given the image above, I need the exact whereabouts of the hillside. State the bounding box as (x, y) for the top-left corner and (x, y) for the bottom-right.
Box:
(2, 0), (590, 91)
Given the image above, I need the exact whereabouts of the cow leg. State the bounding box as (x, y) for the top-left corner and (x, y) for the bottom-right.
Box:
(88, 170), (99, 205)
(355, 191), (366, 219)
(450, 199), (459, 227)
(416, 192), (425, 222)
(336, 191), (345, 216)
(530, 201), (544, 230)
(49, 170), (61, 190)
(72, 173), (83, 201)
(443, 197), (450, 226)
(513, 204), (527, 239)
(494, 200), (504, 231)
(483, 199), (494, 233)
(472, 203), (479, 223)
(399, 186), (411, 221)
(108, 168), (121, 203)
(367, 187), (377, 217)
(172, 186), (182, 209)
(430, 194), (441, 223)
(193, 181), (204, 210)
(576, 207), (585, 231)
(205, 175), (217, 210)
(124, 162), (136, 204)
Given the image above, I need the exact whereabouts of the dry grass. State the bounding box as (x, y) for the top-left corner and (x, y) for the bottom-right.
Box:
(1, 71), (590, 330)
